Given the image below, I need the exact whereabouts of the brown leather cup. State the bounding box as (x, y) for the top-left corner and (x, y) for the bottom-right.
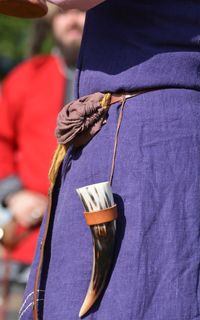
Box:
(0, 0), (48, 18)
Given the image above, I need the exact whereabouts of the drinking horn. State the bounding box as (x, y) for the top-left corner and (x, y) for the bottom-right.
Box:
(76, 182), (118, 318)
(0, 0), (48, 18)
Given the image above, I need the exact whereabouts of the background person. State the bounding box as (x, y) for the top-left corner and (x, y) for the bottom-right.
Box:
(0, 6), (85, 319)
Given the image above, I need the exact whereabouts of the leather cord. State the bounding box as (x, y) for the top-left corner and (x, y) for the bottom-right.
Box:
(109, 92), (141, 185)
(109, 96), (126, 185)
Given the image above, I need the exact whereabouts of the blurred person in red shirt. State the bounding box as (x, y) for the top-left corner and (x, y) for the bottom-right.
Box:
(0, 7), (85, 276)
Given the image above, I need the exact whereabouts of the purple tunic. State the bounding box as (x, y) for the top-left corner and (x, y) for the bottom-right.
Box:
(20, 1), (200, 319)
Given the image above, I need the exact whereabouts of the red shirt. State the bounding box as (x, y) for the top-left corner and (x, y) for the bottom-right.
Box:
(0, 55), (66, 264)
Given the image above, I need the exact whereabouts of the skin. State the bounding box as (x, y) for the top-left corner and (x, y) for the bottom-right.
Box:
(48, 0), (105, 11)
(5, 9), (85, 228)
(52, 9), (85, 51)
(52, 9), (85, 66)
(6, 190), (48, 228)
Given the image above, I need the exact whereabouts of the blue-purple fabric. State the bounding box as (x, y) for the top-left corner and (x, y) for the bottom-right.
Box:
(20, 1), (200, 319)
(76, 0), (200, 96)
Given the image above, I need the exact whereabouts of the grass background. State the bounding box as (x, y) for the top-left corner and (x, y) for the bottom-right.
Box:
(0, 15), (53, 79)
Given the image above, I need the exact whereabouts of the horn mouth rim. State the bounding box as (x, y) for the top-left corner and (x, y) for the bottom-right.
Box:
(77, 181), (110, 193)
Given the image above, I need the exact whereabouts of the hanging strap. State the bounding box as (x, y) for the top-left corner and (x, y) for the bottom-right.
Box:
(109, 92), (141, 185)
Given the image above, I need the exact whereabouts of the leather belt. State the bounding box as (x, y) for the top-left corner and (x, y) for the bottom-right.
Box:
(108, 87), (167, 106)
(101, 90), (146, 109)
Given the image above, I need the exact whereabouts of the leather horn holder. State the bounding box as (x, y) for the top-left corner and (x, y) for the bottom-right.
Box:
(84, 205), (118, 225)
(0, 0), (48, 18)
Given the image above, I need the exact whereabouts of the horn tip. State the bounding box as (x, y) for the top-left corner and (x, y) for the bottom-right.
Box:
(79, 310), (84, 318)
(79, 306), (87, 318)
(79, 292), (96, 318)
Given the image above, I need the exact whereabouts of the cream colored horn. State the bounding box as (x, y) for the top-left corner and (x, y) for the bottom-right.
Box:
(76, 182), (118, 318)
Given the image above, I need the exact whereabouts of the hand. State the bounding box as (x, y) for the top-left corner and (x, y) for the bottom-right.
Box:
(6, 190), (48, 228)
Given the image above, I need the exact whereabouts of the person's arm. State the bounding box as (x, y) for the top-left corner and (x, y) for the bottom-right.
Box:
(47, 0), (106, 11)
(0, 66), (47, 228)
(0, 77), (23, 198)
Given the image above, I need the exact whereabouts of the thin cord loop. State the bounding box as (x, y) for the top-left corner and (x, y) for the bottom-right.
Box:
(109, 96), (126, 185)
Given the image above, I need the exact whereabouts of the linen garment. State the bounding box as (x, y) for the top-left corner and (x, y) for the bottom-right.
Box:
(20, 0), (200, 319)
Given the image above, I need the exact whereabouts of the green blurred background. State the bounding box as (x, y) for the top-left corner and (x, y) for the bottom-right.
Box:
(0, 15), (53, 79)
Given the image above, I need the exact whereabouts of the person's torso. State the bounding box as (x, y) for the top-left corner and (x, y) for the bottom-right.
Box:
(77, 0), (200, 96)
(14, 55), (66, 195)
(4, 55), (66, 264)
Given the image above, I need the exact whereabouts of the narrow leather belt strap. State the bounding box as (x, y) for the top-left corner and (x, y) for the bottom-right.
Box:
(109, 90), (146, 106)
(84, 205), (118, 225)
